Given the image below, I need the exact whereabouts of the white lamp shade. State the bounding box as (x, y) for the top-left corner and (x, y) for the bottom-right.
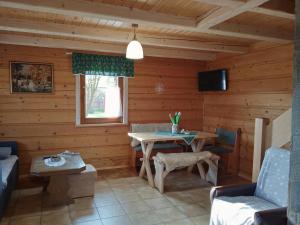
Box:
(126, 40), (144, 60)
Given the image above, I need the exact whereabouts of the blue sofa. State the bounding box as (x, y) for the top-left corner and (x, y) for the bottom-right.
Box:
(0, 142), (19, 218)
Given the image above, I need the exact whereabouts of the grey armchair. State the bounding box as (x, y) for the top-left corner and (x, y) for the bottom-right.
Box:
(210, 147), (289, 225)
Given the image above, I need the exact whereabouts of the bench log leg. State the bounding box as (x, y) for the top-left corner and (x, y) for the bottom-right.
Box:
(154, 158), (170, 193)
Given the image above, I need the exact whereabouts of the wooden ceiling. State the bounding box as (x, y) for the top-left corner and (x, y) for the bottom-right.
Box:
(0, 0), (295, 60)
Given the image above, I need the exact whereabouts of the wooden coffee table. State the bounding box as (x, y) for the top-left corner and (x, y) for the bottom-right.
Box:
(30, 154), (86, 206)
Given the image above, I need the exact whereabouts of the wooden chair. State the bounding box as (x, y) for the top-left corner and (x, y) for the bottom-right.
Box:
(203, 127), (241, 177)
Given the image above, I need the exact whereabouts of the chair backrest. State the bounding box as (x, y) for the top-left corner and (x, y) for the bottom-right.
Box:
(254, 147), (290, 207)
(216, 128), (237, 145)
(130, 123), (171, 147)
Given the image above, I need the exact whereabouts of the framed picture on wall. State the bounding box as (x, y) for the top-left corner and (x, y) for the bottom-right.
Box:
(10, 62), (54, 94)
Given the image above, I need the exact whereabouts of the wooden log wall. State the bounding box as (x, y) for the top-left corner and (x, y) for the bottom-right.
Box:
(0, 44), (205, 184)
(203, 43), (293, 179)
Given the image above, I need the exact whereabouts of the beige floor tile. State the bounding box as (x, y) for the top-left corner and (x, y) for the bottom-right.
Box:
(121, 201), (151, 214)
(176, 203), (209, 217)
(74, 219), (103, 225)
(94, 195), (120, 207)
(164, 192), (197, 206)
(129, 210), (162, 225)
(13, 204), (41, 218)
(138, 189), (163, 199)
(70, 208), (100, 223)
(164, 218), (195, 225)
(97, 205), (125, 219)
(101, 215), (133, 225)
(42, 205), (69, 215)
(41, 211), (71, 225)
(190, 214), (210, 225)
(69, 197), (95, 211)
(115, 193), (142, 203)
(112, 184), (134, 193)
(9, 215), (41, 225)
(144, 197), (173, 209)
(154, 207), (187, 222)
(95, 181), (110, 189)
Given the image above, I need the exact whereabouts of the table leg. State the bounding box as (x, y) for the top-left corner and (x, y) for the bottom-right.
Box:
(139, 141), (154, 187)
(44, 174), (73, 206)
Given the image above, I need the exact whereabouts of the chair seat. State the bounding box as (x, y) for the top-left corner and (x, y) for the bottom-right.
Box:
(210, 196), (279, 225)
(133, 143), (183, 152)
(203, 145), (233, 154)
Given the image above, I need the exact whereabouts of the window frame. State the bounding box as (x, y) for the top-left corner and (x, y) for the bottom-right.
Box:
(75, 75), (128, 127)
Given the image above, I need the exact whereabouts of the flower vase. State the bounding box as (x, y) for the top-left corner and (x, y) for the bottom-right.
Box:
(172, 124), (178, 135)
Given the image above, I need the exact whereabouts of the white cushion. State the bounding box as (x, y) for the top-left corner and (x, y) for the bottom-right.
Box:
(254, 147), (290, 207)
(210, 196), (278, 225)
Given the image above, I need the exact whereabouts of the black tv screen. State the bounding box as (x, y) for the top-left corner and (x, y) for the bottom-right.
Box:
(198, 69), (228, 91)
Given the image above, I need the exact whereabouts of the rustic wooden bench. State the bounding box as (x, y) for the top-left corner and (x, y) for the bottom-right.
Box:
(153, 151), (219, 193)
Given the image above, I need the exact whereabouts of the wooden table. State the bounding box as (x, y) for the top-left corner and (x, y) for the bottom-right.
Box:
(128, 131), (217, 187)
(30, 154), (86, 206)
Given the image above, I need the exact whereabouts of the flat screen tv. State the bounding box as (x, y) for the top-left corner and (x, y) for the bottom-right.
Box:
(198, 69), (228, 91)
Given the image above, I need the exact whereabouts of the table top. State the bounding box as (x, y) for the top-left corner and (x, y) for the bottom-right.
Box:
(128, 131), (217, 142)
(30, 154), (86, 176)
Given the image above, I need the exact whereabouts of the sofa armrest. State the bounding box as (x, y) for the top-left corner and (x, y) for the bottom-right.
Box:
(0, 142), (18, 156)
(254, 207), (287, 225)
(210, 183), (257, 202)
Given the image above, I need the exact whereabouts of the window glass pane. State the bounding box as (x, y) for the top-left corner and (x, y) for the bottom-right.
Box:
(85, 75), (122, 118)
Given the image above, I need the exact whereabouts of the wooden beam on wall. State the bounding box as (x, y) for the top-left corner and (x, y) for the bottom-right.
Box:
(196, 0), (270, 30)
(0, 18), (248, 54)
(0, 33), (217, 61)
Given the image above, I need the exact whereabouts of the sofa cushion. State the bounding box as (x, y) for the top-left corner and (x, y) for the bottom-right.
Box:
(0, 155), (18, 186)
(210, 196), (279, 225)
(0, 147), (12, 160)
(254, 147), (290, 207)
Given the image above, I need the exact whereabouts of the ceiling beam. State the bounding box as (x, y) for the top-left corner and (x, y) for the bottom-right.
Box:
(209, 22), (293, 43)
(0, 0), (196, 30)
(196, 0), (270, 30)
(194, 0), (295, 20)
(0, 0), (293, 43)
(0, 33), (217, 61)
(0, 18), (248, 54)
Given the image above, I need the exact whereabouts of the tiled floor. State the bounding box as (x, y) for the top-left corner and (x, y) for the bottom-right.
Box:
(1, 171), (213, 225)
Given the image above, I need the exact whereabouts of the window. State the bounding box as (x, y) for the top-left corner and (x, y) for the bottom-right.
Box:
(76, 75), (128, 126)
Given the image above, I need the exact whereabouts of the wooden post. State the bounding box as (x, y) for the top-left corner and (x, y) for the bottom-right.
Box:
(288, 1), (300, 224)
(252, 118), (268, 182)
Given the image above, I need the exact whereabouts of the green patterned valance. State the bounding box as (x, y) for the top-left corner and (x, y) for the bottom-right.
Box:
(72, 53), (134, 77)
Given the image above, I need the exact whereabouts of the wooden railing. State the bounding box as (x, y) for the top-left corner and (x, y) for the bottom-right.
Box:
(252, 108), (291, 182)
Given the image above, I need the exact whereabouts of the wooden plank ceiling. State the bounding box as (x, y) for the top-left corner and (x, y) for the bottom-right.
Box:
(0, 0), (295, 60)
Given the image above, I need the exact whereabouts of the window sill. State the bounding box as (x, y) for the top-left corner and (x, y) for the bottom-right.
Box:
(75, 123), (128, 128)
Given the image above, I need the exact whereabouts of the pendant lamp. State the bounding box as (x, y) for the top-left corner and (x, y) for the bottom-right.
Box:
(126, 24), (144, 60)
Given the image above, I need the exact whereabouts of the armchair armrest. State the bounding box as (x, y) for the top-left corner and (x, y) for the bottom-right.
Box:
(210, 183), (257, 202)
(254, 207), (287, 225)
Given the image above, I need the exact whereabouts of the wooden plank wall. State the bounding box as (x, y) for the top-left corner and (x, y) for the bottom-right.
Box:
(203, 43), (293, 179)
(0, 44), (205, 183)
